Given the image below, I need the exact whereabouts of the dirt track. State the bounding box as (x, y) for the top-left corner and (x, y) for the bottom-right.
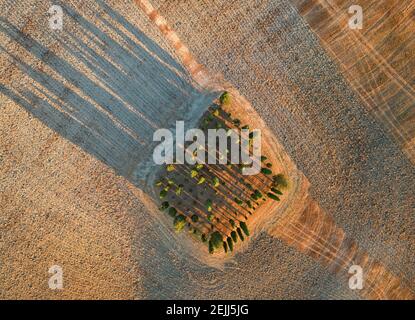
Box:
(0, 0), (414, 299)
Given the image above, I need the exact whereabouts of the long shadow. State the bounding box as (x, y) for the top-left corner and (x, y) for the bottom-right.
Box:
(0, 4), (216, 191)
(0, 5), (221, 296)
(95, 0), (187, 76)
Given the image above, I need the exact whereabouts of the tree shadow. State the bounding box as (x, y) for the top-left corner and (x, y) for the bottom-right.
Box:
(0, 3), (217, 192)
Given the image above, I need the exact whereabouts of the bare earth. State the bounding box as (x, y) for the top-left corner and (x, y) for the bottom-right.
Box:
(0, 0), (413, 299)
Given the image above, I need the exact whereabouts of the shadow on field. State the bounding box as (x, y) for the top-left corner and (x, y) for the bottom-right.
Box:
(0, 2), (215, 191)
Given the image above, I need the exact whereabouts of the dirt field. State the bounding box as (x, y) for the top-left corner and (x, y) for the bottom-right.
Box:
(153, 0), (414, 291)
(291, 0), (415, 163)
(0, 0), (413, 299)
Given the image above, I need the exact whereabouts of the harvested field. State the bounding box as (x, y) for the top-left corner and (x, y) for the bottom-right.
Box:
(291, 0), (415, 163)
(0, 0), (413, 300)
(153, 0), (414, 295)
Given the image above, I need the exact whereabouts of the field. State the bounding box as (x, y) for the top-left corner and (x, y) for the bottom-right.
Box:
(0, 0), (413, 299)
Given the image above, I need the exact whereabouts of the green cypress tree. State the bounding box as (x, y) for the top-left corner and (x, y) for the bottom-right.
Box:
(237, 228), (245, 241)
(240, 221), (250, 236)
(231, 231), (238, 243)
(227, 237), (234, 252)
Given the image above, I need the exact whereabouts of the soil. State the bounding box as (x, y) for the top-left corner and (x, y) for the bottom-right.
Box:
(0, 0), (413, 299)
